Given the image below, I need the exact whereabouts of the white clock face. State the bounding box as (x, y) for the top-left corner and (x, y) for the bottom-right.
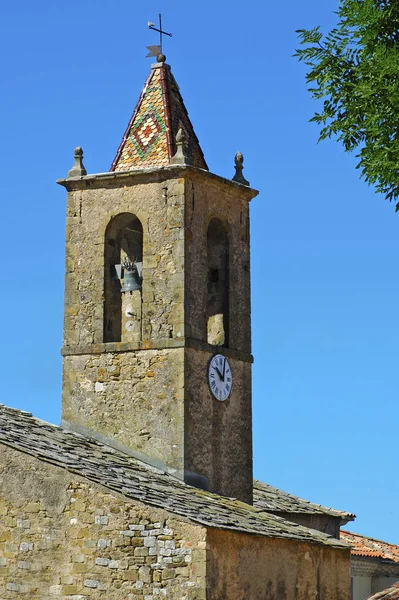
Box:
(208, 354), (232, 401)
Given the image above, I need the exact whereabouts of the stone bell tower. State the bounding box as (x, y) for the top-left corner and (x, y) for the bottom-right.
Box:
(58, 56), (258, 504)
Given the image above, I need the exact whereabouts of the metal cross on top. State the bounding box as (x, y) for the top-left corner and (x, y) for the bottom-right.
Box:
(146, 14), (172, 58)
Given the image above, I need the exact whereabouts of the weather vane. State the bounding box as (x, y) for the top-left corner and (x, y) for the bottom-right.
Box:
(146, 14), (172, 59)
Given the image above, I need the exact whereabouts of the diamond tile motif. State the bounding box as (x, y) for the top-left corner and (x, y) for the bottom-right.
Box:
(130, 105), (166, 159)
(111, 64), (208, 172)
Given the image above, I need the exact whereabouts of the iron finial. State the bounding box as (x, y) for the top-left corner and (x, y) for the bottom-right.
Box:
(147, 14), (172, 58)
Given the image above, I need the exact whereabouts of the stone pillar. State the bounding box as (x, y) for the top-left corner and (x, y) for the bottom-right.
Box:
(121, 290), (142, 343)
(207, 313), (225, 346)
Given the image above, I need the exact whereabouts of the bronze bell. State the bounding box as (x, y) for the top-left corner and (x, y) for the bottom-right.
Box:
(121, 265), (142, 292)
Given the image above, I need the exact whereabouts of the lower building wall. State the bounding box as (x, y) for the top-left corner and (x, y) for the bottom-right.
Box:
(352, 575), (372, 600)
(351, 556), (399, 600)
(0, 446), (207, 600)
(352, 576), (399, 600)
(206, 529), (351, 600)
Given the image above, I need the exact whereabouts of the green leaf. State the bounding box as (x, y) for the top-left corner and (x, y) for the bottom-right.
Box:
(295, 0), (399, 210)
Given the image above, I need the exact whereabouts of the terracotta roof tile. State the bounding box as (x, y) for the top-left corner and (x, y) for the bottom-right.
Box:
(341, 530), (399, 563)
(367, 583), (399, 599)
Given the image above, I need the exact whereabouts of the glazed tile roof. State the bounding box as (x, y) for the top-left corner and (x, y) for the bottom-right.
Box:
(341, 531), (399, 563)
(367, 583), (399, 599)
(254, 480), (355, 524)
(111, 63), (208, 172)
(0, 404), (347, 549)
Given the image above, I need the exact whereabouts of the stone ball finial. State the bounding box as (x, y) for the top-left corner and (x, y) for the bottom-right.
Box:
(157, 53), (166, 63)
(176, 128), (186, 144)
(67, 146), (87, 179)
(171, 126), (189, 166)
(232, 150), (250, 186)
(235, 151), (244, 167)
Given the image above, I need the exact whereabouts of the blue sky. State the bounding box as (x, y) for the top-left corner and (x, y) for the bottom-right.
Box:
(1, 0), (398, 542)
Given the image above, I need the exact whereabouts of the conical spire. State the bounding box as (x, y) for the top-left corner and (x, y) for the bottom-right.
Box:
(110, 60), (208, 171)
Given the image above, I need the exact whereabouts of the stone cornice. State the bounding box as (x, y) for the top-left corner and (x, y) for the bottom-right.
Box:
(61, 337), (254, 363)
(56, 164), (259, 200)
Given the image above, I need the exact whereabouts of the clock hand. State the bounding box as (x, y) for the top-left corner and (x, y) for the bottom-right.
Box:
(222, 358), (226, 382)
(215, 367), (223, 380)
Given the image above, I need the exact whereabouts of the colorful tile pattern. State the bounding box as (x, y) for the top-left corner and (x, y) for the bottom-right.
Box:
(130, 107), (165, 158)
(111, 65), (208, 172)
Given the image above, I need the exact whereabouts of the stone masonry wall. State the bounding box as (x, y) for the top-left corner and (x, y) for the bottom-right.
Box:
(184, 173), (252, 354)
(62, 174), (186, 472)
(62, 347), (185, 474)
(63, 176), (185, 348)
(207, 529), (351, 600)
(0, 445), (206, 600)
(184, 347), (253, 504)
(61, 169), (255, 501)
(182, 173), (253, 502)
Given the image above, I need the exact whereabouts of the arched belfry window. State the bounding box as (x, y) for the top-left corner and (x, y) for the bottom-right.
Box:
(207, 218), (229, 347)
(104, 213), (143, 343)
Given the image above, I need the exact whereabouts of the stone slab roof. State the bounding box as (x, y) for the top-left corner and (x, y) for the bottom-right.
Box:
(0, 404), (348, 550)
(254, 480), (355, 524)
(341, 531), (399, 563)
(368, 583), (399, 599)
(110, 63), (208, 172)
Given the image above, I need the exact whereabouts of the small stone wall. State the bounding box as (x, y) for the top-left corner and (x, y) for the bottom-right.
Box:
(0, 446), (206, 599)
(275, 512), (341, 539)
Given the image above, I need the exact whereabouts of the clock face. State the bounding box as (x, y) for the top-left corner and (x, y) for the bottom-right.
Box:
(208, 354), (232, 401)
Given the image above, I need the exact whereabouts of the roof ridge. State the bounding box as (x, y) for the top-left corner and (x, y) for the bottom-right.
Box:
(110, 69), (154, 171)
(165, 67), (208, 170)
(159, 64), (174, 160)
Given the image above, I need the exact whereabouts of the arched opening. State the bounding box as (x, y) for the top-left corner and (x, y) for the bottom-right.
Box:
(104, 213), (143, 343)
(207, 218), (229, 347)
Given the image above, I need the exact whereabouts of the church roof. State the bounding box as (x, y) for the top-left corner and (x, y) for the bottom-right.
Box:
(110, 61), (208, 172)
(254, 480), (355, 524)
(0, 404), (348, 550)
(341, 530), (399, 563)
(367, 583), (399, 599)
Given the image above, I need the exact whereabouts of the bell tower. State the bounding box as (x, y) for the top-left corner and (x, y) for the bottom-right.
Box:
(58, 56), (258, 504)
